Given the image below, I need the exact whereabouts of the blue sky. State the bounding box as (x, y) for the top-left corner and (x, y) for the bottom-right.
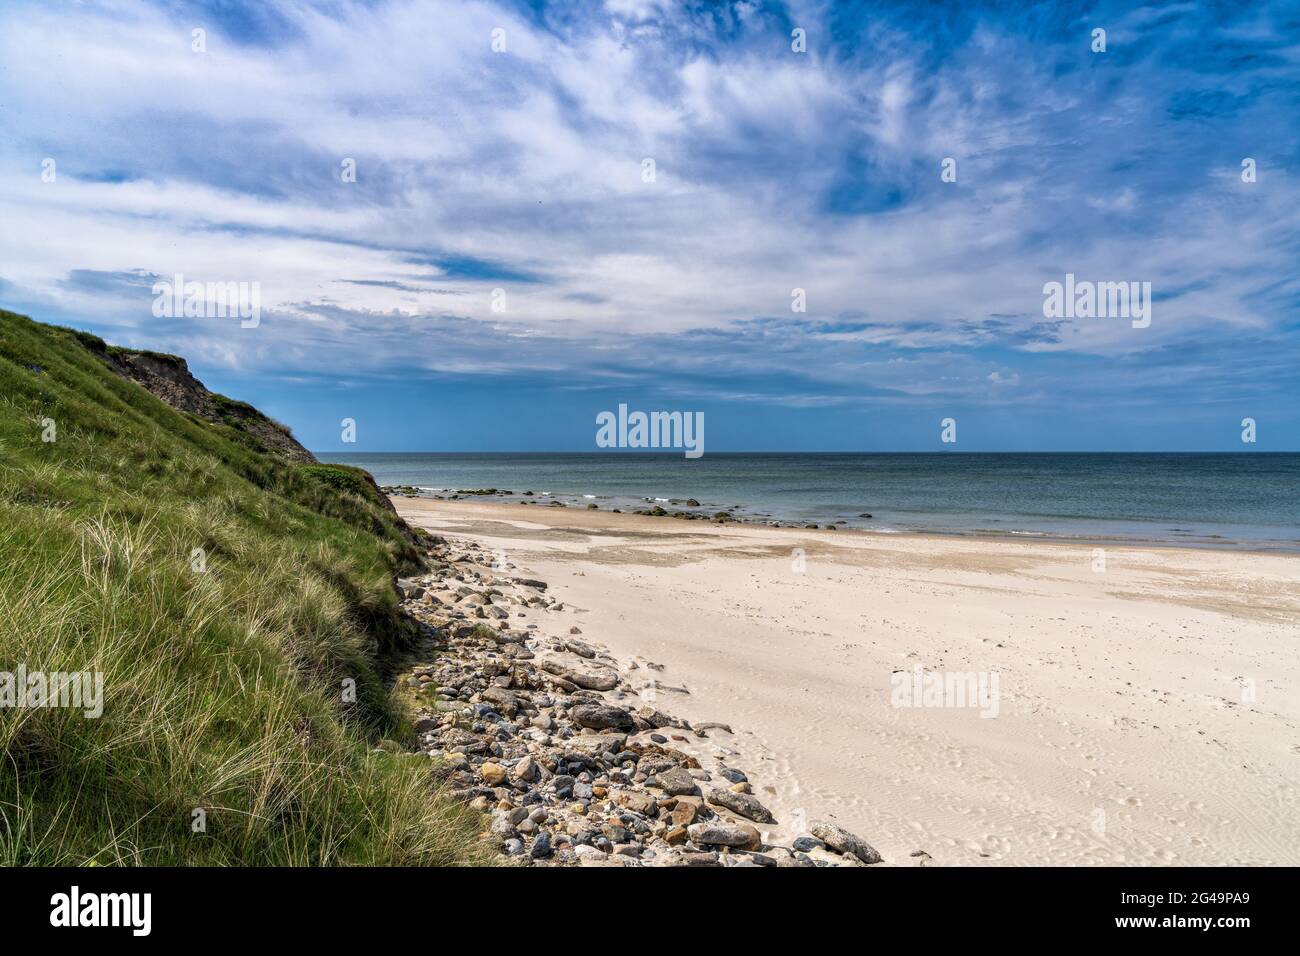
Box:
(1, 0), (1297, 451)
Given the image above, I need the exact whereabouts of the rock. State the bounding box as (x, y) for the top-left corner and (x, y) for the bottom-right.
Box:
(670, 802), (698, 826)
(481, 687), (517, 716)
(564, 639), (597, 658)
(614, 791), (657, 815)
(513, 577), (547, 591)
(686, 498), (700, 507)
(513, 755), (540, 783)
(707, 788), (776, 823)
(792, 835), (824, 853)
(651, 767), (698, 796)
(694, 721), (733, 734)
(539, 655), (619, 691)
(686, 821), (761, 850)
(718, 767), (748, 784)
(569, 626), (583, 635)
(480, 763), (507, 786)
(488, 811), (516, 840)
(811, 821), (882, 864)
(572, 703), (634, 731)
(664, 826), (688, 846)
(530, 832), (553, 859)
(503, 838), (524, 856)
(562, 732), (628, 757)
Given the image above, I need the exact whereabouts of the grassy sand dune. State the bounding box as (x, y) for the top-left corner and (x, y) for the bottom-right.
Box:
(0, 310), (486, 865)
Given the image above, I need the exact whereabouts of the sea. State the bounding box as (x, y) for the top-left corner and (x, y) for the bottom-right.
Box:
(315, 452), (1300, 552)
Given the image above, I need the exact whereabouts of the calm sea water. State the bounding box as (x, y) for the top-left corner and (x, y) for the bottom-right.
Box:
(316, 452), (1300, 551)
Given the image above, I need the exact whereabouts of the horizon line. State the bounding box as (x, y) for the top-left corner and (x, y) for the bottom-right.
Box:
(312, 449), (1297, 455)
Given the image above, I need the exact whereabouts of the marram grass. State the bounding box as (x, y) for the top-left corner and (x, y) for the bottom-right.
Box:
(0, 309), (489, 865)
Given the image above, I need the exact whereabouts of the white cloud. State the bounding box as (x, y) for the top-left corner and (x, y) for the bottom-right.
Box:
(0, 0), (1295, 402)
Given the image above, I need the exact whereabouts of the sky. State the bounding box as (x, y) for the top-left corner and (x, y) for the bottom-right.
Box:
(1, 0), (1297, 452)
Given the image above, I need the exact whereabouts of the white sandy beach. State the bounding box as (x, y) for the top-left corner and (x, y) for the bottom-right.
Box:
(395, 497), (1300, 866)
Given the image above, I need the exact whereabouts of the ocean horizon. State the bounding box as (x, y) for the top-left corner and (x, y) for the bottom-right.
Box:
(318, 451), (1300, 551)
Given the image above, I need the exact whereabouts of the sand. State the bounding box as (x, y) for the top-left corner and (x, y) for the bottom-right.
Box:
(394, 497), (1300, 866)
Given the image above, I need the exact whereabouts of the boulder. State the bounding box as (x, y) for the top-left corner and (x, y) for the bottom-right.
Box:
(572, 703), (635, 731)
(651, 767), (698, 796)
(811, 821), (882, 864)
(539, 655), (619, 691)
(565, 639), (597, 659)
(614, 790), (658, 815)
(687, 821), (761, 850)
(707, 788), (776, 823)
(561, 732), (628, 757)
(481, 687), (518, 716)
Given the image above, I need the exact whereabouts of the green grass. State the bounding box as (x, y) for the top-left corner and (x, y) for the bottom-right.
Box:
(0, 309), (487, 865)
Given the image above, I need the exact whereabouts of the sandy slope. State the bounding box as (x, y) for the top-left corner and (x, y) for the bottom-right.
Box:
(395, 497), (1300, 866)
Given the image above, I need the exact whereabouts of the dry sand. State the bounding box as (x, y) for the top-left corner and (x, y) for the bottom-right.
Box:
(395, 497), (1300, 866)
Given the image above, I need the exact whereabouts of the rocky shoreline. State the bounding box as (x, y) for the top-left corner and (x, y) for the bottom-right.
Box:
(382, 485), (865, 531)
(394, 532), (886, 867)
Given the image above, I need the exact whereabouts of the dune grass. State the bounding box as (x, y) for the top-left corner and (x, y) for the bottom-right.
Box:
(0, 309), (488, 865)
